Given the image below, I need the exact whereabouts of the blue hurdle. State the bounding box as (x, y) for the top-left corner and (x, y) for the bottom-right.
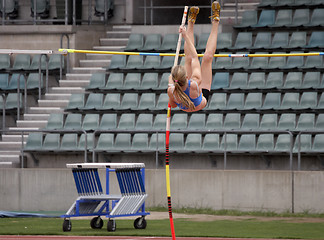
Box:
(61, 163), (149, 232)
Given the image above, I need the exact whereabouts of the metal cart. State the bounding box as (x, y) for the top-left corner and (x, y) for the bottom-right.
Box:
(61, 163), (150, 232)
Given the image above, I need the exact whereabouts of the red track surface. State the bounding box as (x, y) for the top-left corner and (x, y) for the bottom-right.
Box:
(0, 236), (301, 240)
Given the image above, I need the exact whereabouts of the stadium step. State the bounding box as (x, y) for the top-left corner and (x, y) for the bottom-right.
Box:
(2, 134), (28, 142)
(0, 142), (25, 150)
(49, 87), (85, 94)
(112, 25), (131, 31)
(44, 93), (71, 100)
(59, 80), (89, 87)
(38, 99), (69, 108)
(86, 53), (112, 61)
(70, 67), (105, 74)
(28, 106), (63, 114)
(92, 45), (125, 52)
(65, 73), (92, 80)
(99, 38), (128, 46)
(23, 113), (50, 120)
(105, 30), (131, 38)
(16, 120), (47, 128)
(79, 59), (110, 68)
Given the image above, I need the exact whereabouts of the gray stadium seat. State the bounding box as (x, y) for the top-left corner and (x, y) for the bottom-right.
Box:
(45, 113), (64, 130)
(42, 133), (60, 151)
(82, 114), (100, 131)
(120, 73), (141, 90)
(233, 10), (257, 29)
(220, 134), (238, 151)
(95, 133), (115, 152)
(251, 32), (272, 49)
(180, 133), (202, 153)
(286, 9), (309, 27)
(135, 113), (153, 129)
(171, 113), (188, 130)
(99, 113), (117, 130)
(211, 72), (229, 90)
(265, 72), (283, 89)
(206, 93), (226, 110)
(158, 34), (178, 52)
(261, 93), (281, 110)
(247, 72), (265, 89)
(270, 9), (292, 28)
(104, 73), (124, 90)
(140, 73), (159, 90)
(24, 133), (43, 151)
(117, 93), (138, 110)
(113, 133), (132, 152)
(229, 72), (248, 89)
(12, 54), (31, 70)
(60, 134), (78, 151)
(205, 113), (223, 130)
(237, 134), (256, 152)
(223, 113), (241, 129)
(287, 32), (306, 49)
(136, 93), (156, 110)
(169, 133), (184, 153)
(241, 113), (260, 130)
(99, 93), (120, 110)
(282, 72), (303, 89)
(0, 54), (10, 70)
(251, 10), (275, 28)
(229, 32), (252, 50)
(277, 93), (299, 110)
(188, 113), (206, 130)
(277, 113), (296, 130)
(301, 72), (321, 89)
(86, 73), (106, 90)
(274, 134), (292, 153)
(242, 93), (262, 110)
(269, 32), (289, 49)
(81, 93), (103, 110)
(130, 133), (149, 152)
(199, 134), (220, 153)
(296, 113), (315, 130)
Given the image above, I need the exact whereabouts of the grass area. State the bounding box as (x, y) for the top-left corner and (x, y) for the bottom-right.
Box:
(149, 206), (324, 218)
(0, 217), (323, 239)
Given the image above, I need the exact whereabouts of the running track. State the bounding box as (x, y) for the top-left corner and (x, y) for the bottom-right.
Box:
(0, 236), (301, 240)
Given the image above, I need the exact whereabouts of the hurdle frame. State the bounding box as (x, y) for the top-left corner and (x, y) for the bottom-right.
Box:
(61, 162), (150, 232)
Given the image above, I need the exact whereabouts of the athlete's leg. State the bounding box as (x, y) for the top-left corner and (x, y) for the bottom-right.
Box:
(200, 1), (220, 90)
(185, 6), (199, 79)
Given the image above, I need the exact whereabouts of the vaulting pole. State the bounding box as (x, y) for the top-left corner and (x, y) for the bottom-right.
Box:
(165, 6), (188, 240)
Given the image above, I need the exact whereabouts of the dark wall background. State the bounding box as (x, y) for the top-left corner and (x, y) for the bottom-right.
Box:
(134, 0), (213, 25)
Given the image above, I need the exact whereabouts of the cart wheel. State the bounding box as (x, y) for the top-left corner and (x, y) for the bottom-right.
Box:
(107, 219), (116, 232)
(90, 216), (103, 229)
(63, 219), (72, 232)
(134, 217), (147, 229)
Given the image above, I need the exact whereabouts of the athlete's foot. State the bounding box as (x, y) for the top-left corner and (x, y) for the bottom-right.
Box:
(210, 1), (221, 22)
(188, 6), (199, 24)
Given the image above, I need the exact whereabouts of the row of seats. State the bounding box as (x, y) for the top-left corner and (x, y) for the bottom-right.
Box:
(66, 92), (324, 112)
(0, 73), (43, 91)
(44, 112), (324, 131)
(258, 0), (324, 8)
(86, 72), (324, 92)
(0, 54), (62, 71)
(212, 71), (324, 90)
(123, 31), (324, 53)
(24, 131), (324, 154)
(109, 51), (324, 72)
(234, 8), (324, 29)
(225, 31), (323, 51)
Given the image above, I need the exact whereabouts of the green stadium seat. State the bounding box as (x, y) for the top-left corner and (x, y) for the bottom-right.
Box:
(206, 93), (226, 110)
(312, 134), (324, 153)
(228, 52), (249, 70)
(60, 134), (78, 151)
(45, 113), (64, 130)
(136, 93), (156, 110)
(103, 73), (124, 90)
(242, 93), (262, 110)
(118, 113), (135, 129)
(155, 56), (174, 70)
(211, 72), (229, 90)
(304, 8), (324, 27)
(171, 113), (188, 130)
(287, 32), (306, 49)
(259, 114), (277, 130)
(29, 54), (46, 70)
(7, 74), (25, 90)
(251, 32), (272, 49)
(120, 73), (141, 90)
(86, 73), (106, 90)
(140, 56), (161, 70)
(188, 113), (206, 130)
(247, 52), (268, 70)
(233, 10), (257, 29)
(152, 114), (166, 130)
(180, 134), (202, 153)
(154, 72), (169, 90)
(277, 113), (296, 130)
(282, 72), (302, 89)
(6, 93), (22, 109)
(251, 10), (275, 28)
(12, 54), (30, 70)
(24, 133), (43, 151)
(169, 133), (184, 153)
(199, 134), (220, 153)
(205, 113), (223, 130)
(42, 133), (60, 151)
(158, 34), (178, 52)
(95, 133), (115, 152)
(139, 34), (162, 52)
(286, 9), (309, 27)
(122, 55), (144, 70)
(82, 114), (100, 131)
(99, 93), (120, 110)
(256, 134), (274, 153)
(149, 93), (168, 111)
(247, 72), (265, 89)
(237, 134), (256, 152)
(124, 34), (144, 51)
(109, 55), (126, 70)
(265, 52), (285, 70)
(269, 32), (289, 49)
(281, 52), (304, 70)
(226, 93), (244, 110)
(135, 113), (153, 129)
(278, 93), (299, 110)
(0, 54), (10, 70)
(265, 72), (283, 89)
(261, 93), (281, 110)
(213, 52), (232, 70)
(241, 113), (260, 130)
(229, 72), (248, 89)
(297, 92), (317, 109)
(223, 113), (241, 129)
(64, 113), (82, 130)
(140, 73), (159, 90)
(130, 133), (150, 152)
(196, 33), (210, 52)
(99, 113), (117, 130)
(296, 113), (315, 130)
(220, 134), (238, 151)
(26, 73), (43, 90)
(302, 54), (323, 70)
(112, 133), (132, 153)
(149, 133), (165, 152)
(48, 55), (63, 70)
(0, 74), (9, 90)
(81, 93), (103, 110)
(229, 32), (252, 50)
(216, 32), (233, 51)
(270, 9), (292, 28)
(274, 134), (292, 153)
(78, 133), (94, 150)
(293, 134), (312, 153)
(116, 93), (138, 110)
(301, 72), (321, 89)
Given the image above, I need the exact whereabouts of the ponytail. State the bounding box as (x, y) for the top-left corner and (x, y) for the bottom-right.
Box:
(171, 65), (195, 111)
